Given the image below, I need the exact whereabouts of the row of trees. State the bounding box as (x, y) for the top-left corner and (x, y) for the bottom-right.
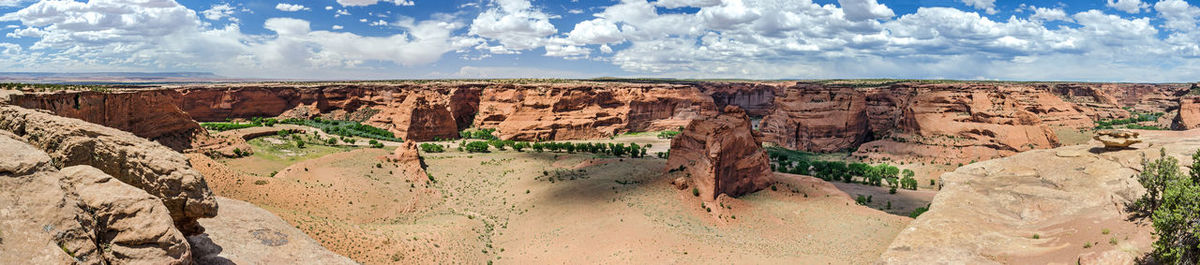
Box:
(768, 147), (919, 190)
(459, 139), (651, 158)
(459, 128), (499, 140)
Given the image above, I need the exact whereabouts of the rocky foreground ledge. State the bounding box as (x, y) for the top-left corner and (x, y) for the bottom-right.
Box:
(0, 104), (351, 264)
(879, 129), (1200, 264)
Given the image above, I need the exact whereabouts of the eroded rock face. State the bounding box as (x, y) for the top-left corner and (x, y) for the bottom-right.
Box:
(7, 89), (204, 150)
(474, 83), (718, 141)
(0, 105), (218, 234)
(700, 82), (784, 117)
(1175, 95), (1200, 130)
(368, 91), (459, 141)
(389, 140), (428, 182)
(666, 106), (773, 201)
(878, 130), (1200, 264)
(0, 134), (192, 265)
(759, 84), (871, 152)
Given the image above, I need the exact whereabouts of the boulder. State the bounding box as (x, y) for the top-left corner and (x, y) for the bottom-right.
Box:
(666, 106), (773, 201)
(1094, 129), (1142, 149)
(0, 135), (191, 265)
(190, 197), (358, 265)
(0, 105), (218, 235)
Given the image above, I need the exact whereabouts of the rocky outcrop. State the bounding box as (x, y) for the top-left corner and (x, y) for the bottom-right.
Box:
(368, 91), (459, 141)
(189, 197), (358, 265)
(0, 134), (192, 265)
(1175, 96), (1200, 130)
(1094, 129), (1142, 149)
(878, 129), (1199, 264)
(6, 89), (205, 150)
(0, 105), (218, 234)
(389, 140), (428, 182)
(666, 106), (773, 201)
(475, 83), (718, 140)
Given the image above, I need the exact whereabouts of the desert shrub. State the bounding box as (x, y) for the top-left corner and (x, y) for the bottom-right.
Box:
(460, 128), (498, 140)
(657, 130), (682, 139)
(1144, 148), (1200, 264)
(254, 180), (268, 185)
(692, 188), (700, 197)
(900, 175), (918, 190)
(419, 143), (445, 153)
(464, 141), (491, 153)
(909, 204), (930, 218)
(326, 138), (338, 145)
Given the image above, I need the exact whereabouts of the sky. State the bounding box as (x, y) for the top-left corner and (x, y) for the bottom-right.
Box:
(1, 0), (1200, 82)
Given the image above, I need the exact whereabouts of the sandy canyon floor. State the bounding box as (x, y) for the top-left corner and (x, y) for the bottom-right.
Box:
(188, 129), (935, 264)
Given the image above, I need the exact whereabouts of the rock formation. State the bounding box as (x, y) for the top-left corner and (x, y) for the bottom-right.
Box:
(666, 106), (773, 201)
(474, 83), (718, 140)
(6, 89), (204, 150)
(1175, 95), (1200, 130)
(759, 84), (870, 152)
(390, 140), (429, 182)
(879, 129), (1200, 264)
(189, 197), (358, 265)
(1094, 129), (1142, 149)
(0, 134), (192, 265)
(0, 105), (218, 234)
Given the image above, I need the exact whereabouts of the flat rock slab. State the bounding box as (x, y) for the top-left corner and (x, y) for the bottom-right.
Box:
(189, 197), (356, 265)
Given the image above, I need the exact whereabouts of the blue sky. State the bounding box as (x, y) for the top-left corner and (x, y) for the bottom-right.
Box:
(2, 0), (1200, 81)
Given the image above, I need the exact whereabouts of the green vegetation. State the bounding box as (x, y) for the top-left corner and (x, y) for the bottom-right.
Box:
(1136, 148), (1200, 264)
(463, 141), (491, 153)
(460, 128), (498, 140)
(0, 83), (111, 92)
(657, 130), (682, 139)
(909, 204), (930, 218)
(1094, 111), (1165, 130)
(460, 140), (650, 158)
(419, 143), (445, 153)
(767, 146), (905, 187)
(201, 117), (279, 131)
(280, 118), (402, 142)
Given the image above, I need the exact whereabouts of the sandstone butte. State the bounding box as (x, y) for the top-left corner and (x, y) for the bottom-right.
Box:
(2, 80), (1199, 264)
(667, 106), (774, 201)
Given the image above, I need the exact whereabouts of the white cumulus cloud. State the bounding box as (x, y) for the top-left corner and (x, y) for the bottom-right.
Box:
(275, 3), (309, 12)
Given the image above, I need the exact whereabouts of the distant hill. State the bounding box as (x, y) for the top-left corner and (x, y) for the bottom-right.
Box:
(0, 72), (243, 84)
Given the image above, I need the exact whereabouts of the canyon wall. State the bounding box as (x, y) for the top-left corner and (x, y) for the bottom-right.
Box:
(755, 82), (1190, 163)
(3, 81), (1192, 162)
(473, 82), (718, 140)
(6, 89), (204, 150)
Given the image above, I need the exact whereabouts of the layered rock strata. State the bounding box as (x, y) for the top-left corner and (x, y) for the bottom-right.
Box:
(666, 106), (773, 201)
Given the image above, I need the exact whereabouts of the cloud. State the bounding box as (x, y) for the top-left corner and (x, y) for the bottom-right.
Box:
(275, 3), (309, 12)
(1107, 0), (1148, 14)
(1026, 6), (1071, 22)
(0, 0), (27, 7)
(0, 0), (477, 79)
(332, 25), (343, 30)
(336, 0), (414, 7)
(958, 0), (997, 15)
(202, 3), (238, 22)
(840, 0), (895, 21)
(468, 0), (558, 53)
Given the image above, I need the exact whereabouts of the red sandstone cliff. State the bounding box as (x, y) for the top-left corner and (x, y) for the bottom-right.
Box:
(473, 83), (718, 141)
(666, 106), (773, 201)
(7, 89), (204, 150)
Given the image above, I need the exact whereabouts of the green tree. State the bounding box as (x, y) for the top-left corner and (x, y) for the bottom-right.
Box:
(1140, 148), (1182, 211)
(1147, 149), (1200, 264)
(464, 141), (490, 153)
